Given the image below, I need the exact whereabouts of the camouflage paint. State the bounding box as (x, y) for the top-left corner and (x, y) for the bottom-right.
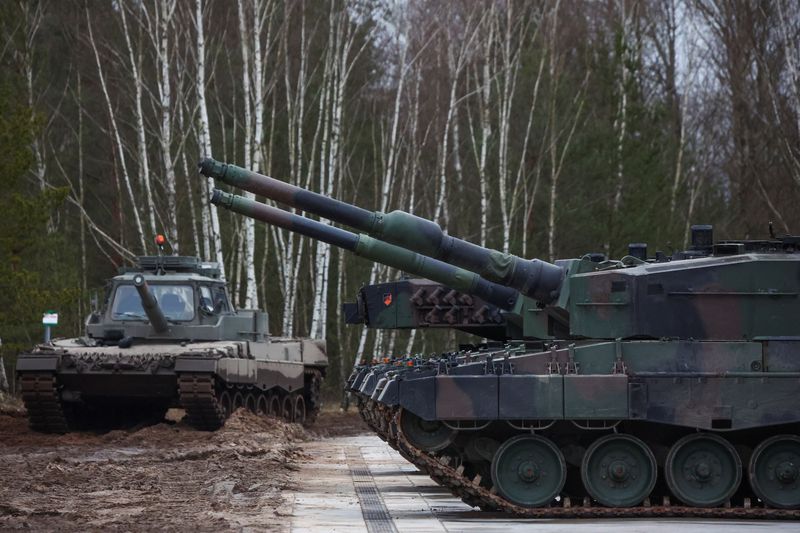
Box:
(211, 190), (520, 311)
(200, 158), (564, 302)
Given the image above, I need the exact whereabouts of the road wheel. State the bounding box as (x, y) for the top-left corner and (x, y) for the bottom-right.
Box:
(245, 392), (257, 413)
(218, 391), (232, 419)
(294, 395), (307, 425)
(398, 409), (456, 452)
(749, 435), (800, 509)
(232, 391), (245, 411)
(665, 433), (741, 507)
(282, 394), (294, 421)
(581, 434), (657, 507)
(256, 394), (269, 416)
(491, 434), (566, 508)
(268, 393), (281, 417)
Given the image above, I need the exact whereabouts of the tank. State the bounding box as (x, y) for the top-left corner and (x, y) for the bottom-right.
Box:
(200, 159), (800, 517)
(16, 242), (327, 433)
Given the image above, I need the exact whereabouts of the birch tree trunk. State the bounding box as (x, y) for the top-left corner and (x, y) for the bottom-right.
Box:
(477, 11), (493, 247)
(546, 1), (561, 262)
(236, 0), (259, 308)
(178, 103), (201, 256)
(496, 4), (527, 254)
(156, 0), (179, 249)
(86, 8), (147, 253)
(119, 4), (157, 238)
(195, 0), (225, 276)
(774, 0), (800, 187)
(355, 8), (410, 362)
(434, 8), (480, 229)
(19, 1), (46, 192)
(77, 71), (87, 317)
(606, 0), (633, 255)
(278, 0), (316, 336)
(311, 3), (363, 340)
(0, 356), (8, 394)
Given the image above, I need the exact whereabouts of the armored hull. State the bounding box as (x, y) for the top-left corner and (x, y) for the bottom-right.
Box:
(17, 253), (327, 433)
(200, 157), (800, 517)
(348, 337), (800, 518)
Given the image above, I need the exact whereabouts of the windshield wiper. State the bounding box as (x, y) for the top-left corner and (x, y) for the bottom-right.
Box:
(113, 312), (147, 319)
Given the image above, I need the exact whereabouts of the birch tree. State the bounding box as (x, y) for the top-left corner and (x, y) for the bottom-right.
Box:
(155, 0), (180, 249)
(311, 2), (363, 340)
(433, 6), (480, 228)
(275, 0), (312, 337)
(86, 8), (147, 253)
(119, 3), (158, 239)
(605, 0), (639, 255)
(194, 0), (225, 276)
(19, 0), (45, 191)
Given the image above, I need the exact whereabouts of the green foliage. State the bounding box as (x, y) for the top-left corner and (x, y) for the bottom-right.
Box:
(0, 75), (79, 371)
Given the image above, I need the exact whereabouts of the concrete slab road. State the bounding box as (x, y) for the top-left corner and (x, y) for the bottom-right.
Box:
(288, 435), (800, 533)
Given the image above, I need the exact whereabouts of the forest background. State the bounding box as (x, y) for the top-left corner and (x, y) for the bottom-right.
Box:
(1, 0), (799, 398)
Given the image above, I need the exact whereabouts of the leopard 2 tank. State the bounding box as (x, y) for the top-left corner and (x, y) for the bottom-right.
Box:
(16, 237), (327, 433)
(200, 157), (800, 518)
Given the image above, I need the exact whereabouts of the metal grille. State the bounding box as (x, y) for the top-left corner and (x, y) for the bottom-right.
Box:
(348, 450), (398, 533)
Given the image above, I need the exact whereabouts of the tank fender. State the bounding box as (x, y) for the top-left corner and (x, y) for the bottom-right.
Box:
(398, 375), (436, 420)
(498, 375), (564, 419)
(563, 374), (629, 419)
(399, 375), (502, 421)
(16, 355), (59, 372)
(435, 375), (499, 420)
(175, 357), (218, 373)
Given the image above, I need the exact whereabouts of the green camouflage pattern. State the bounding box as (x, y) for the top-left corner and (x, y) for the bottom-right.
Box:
(204, 157), (800, 512)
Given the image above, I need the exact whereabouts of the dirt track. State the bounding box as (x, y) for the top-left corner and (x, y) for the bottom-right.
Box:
(0, 403), (367, 532)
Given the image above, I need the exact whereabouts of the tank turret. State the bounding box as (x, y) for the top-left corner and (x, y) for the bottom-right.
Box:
(210, 189), (519, 311)
(132, 273), (170, 334)
(200, 158), (563, 303)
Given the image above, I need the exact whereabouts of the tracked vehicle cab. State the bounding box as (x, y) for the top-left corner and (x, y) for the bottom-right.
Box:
(84, 253), (270, 344)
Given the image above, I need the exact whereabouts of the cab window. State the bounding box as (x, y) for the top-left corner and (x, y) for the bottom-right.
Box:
(200, 285), (231, 313)
(111, 284), (195, 321)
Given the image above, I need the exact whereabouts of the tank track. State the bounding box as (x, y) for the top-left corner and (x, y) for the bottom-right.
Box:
(178, 374), (227, 431)
(358, 402), (800, 519)
(303, 368), (323, 425)
(19, 373), (70, 434)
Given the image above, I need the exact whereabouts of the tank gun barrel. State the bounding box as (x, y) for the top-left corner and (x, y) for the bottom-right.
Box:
(210, 190), (519, 311)
(132, 274), (170, 334)
(199, 158), (563, 302)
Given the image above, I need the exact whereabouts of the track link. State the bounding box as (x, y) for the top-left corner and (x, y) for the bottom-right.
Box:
(178, 374), (227, 431)
(356, 401), (800, 520)
(19, 373), (70, 434)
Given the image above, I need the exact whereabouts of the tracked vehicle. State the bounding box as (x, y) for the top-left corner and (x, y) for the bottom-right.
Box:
(17, 239), (327, 433)
(200, 157), (800, 518)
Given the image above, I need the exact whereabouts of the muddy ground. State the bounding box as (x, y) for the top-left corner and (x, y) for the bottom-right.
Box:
(0, 399), (367, 532)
